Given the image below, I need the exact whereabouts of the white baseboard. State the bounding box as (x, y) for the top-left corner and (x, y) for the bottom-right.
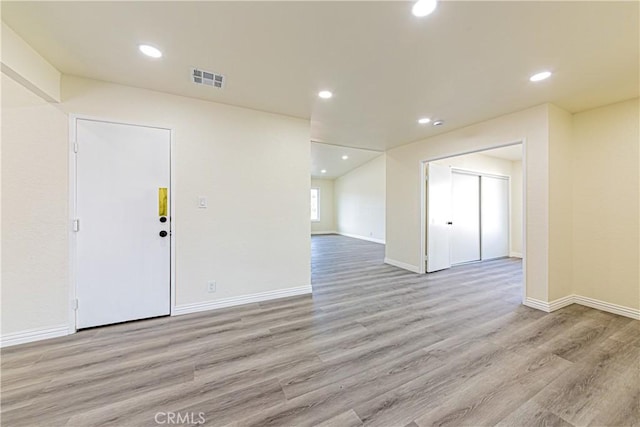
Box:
(523, 297), (553, 312)
(525, 295), (640, 320)
(510, 251), (523, 258)
(573, 295), (640, 320)
(2, 286), (313, 346)
(384, 257), (421, 273)
(337, 232), (385, 244)
(311, 231), (337, 235)
(172, 285), (312, 316)
(548, 295), (576, 312)
(5, 292), (633, 348)
(1, 324), (70, 348)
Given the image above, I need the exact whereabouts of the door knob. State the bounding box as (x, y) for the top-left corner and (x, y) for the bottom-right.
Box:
(159, 230), (168, 237)
(447, 222), (453, 225)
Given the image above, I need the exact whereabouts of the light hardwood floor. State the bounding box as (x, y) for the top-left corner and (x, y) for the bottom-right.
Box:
(1, 235), (638, 426)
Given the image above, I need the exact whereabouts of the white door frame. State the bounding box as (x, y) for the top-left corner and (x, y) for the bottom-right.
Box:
(419, 140), (527, 304)
(68, 114), (176, 333)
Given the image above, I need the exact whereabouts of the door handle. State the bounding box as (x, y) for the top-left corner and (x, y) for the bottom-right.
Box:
(446, 222), (453, 225)
(159, 230), (168, 237)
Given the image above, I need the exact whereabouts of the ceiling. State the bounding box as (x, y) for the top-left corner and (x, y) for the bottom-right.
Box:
(313, 142), (519, 180)
(2, 1), (638, 152)
(311, 142), (382, 179)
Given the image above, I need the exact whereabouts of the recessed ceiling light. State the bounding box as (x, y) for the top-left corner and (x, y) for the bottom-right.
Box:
(412, 0), (438, 17)
(433, 120), (444, 126)
(342, 155), (349, 160)
(418, 117), (431, 124)
(529, 71), (552, 82)
(321, 169), (327, 174)
(318, 90), (333, 99)
(139, 44), (162, 58)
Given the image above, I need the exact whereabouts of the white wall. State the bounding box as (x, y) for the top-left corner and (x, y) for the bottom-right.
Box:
(311, 178), (336, 233)
(2, 74), (69, 336)
(387, 100), (639, 316)
(387, 104), (551, 301)
(432, 150), (523, 257)
(572, 98), (639, 310)
(334, 154), (386, 243)
(548, 104), (574, 301)
(2, 71), (312, 341)
(61, 76), (311, 308)
(1, 22), (61, 102)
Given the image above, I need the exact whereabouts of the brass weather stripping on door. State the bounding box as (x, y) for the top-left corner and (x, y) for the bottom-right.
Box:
(158, 187), (168, 217)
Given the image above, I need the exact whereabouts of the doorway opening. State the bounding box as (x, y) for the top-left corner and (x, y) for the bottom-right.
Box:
(420, 143), (525, 301)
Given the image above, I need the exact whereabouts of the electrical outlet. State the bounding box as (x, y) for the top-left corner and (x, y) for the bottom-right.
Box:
(207, 281), (216, 293)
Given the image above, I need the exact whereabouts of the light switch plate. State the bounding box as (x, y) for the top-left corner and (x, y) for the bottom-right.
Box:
(198, 197), (208, 208)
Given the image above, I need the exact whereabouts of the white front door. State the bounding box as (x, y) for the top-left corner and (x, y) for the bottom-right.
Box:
(75, 119), (171, 329)
(426, 163), (452, 273)
(450, 171), (481, 264)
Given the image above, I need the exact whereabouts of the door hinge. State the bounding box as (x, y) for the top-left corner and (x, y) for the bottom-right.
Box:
(73, 219), (80, 232)
(72, 299), (78, 310)
(73, 142), (79, 153)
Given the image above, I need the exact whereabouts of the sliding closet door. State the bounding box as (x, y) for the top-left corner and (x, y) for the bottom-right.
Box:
(450, 172), (481, 264)
(481, 176), (509, 259)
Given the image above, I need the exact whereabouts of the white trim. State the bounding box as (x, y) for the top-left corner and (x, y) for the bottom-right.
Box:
(451, 168), (509, 181)
(523, 297), (553, 312)
(68, 115), (176, 330)
(520, 139), (528, 305)
(419, 161), (427, 274)
(573, 295), (640, 320)
(524, 295), (640, 320)
(69, 116), (79, 334)
(548, 295), (576, 312)
(173, 286), (312, 316)
(510, 252), (523, 258)
(384, 257), (421, 273)
(311, 231), (337, 235)
(169, 128), (177, 316)
(524, 295), (576, 313)
(1, 325), (69, 348)
(338, 232), (385, 244)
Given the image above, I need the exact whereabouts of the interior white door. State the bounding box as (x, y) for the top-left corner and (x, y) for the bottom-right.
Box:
(450, 172), (481, 264)
(426, 163), (452, 272)
(75, 119), (171, 329)
(481, 175), (510, 259)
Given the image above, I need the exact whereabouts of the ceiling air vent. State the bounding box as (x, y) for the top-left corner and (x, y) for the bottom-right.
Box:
(191, 68), (225, 89)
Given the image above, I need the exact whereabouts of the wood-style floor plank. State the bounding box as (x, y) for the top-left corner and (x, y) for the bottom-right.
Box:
(1, 234), (638, 426)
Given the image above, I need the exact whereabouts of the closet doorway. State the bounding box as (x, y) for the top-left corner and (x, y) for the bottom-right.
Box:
(450, 170), (510, 266)
(423, 144), (523, 274)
